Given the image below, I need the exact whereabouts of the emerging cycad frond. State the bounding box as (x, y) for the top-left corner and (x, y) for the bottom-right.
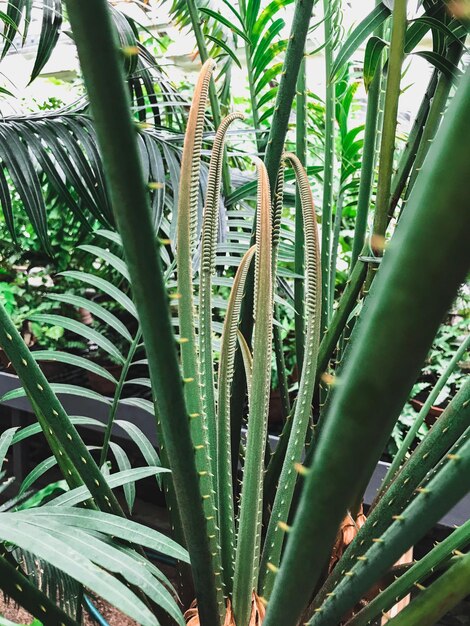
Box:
(201, 112), (245, 274)
(198, 112), (245, 499)
(233, 158), (273, 626)
(259, 152), (321, 600)
(178, 58), (217, 256)
(284, 152), (321, 319)
(217, 244), (256, 590)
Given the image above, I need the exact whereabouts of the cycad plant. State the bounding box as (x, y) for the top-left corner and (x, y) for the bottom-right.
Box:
(0, 0), (469, 625)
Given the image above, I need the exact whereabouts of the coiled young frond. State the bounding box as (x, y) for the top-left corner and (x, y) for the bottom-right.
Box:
(284, 152), (321, 320)
(201, 112), (244, 275)
(178, 58), (217, 256)
(259, 152), (321, 600)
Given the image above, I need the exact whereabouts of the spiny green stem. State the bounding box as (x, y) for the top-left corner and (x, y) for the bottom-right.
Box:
(347, 518), (470, 626)
(232, 159), (272, 626)
(272, 164), (290, 420)
(176, 57), (225, 612)
(217, 245), (256, 593)
(370, 0), (407, 247)
(259, 152), (321, 600)
(230, 0), (319, 486)
(295, 55), (307, 369)
(64, 3), (222, 622)
(309, 432), (470, 625)
(385, 551), (470, 626)
(313, 378), (470, 609)
(199, 112), (244, 503)
(320, 0), (336, 335)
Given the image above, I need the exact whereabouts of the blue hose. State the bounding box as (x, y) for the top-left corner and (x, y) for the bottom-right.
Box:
(84, 594), (110, 626)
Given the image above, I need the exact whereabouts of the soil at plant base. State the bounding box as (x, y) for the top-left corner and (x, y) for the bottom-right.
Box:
(0, 595), (138, 625)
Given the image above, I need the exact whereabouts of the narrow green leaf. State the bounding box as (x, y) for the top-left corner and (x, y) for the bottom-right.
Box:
(0, 427), (18, 471)
(29, 0), (62, 82)
(28, 313), (125, 364)
(413, 50), (462, 82)
(109, 442), (135, 513)
(331, 3), (391, 80)
(0, 517), (158, 626)
(59, 271), (138, 318)
(46, 293), (132, 343)
(78, 244), (130, 281)
(207, 34), (242, 68)
(47, 467), (168, 507)
(199, 7), (250, 43)
(363, 36), (387, 91)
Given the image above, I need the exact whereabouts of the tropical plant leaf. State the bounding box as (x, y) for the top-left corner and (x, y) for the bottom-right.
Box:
(331, 2), (391, 80)
(28, 314), (125, 364)
(0, 427), (18, 471)
(46, 293), (133, 343)
(59, 271), (138, 318)
(29, 0), (62, 82)
(413, 50), (462, 82)
(0, 383), (111, 404)
(47, 467), (168, 508)
(109, 442), (135, 513)
(0, 515), (161, 626)
(363, 36), (387, 91)
(199, 7), (250, 43)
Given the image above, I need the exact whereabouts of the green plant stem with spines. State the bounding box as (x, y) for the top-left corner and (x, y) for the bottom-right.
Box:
(100, 329), (142, 466)
(262, 66), (470, 626)
(348, 517), (470, 626)
(380, 335), (470, 495)
(64, 3), (222, 623)
(272, 165), (291, 420)
(309, 432), (470, 625)
(295, 55), (307, 369)
(175, 58), (225, 613)
(387, 68), (439, 218)
(259, 153), (321, 600)
(199, 112), (243, 505)
(217, 245), (256, 594)
(321, 0), (336, 334)
(385, 551), (470, 626)
(350, 35), (382, 270)
(403, 40), (465, 207)
(370, 0), (407, 246)
(232, 160), (272, 626)
(313, 377), (470, 608)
